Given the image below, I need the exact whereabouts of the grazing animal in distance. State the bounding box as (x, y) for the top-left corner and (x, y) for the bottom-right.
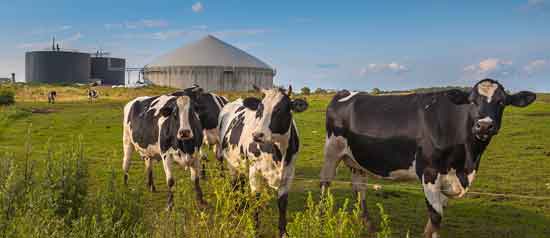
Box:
(217, 85), (308, 237)
(122, 93), (206, 209)
(48, 91), (57, 104)
(320, 78), (536, 238)
(88, 89), (98, 103)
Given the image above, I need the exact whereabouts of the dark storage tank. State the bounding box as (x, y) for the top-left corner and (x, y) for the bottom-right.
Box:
(90, 57), (126, 85)
(25, 51), (90, 84)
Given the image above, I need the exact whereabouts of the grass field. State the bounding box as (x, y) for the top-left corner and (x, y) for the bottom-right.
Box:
(1, 84), (549, 237)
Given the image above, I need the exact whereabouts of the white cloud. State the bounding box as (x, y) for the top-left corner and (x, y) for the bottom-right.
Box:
(360, 62), (409, 76)
(524, 59), (549, 74)
(192, 2), (204, 13)
(463, 58), (515, 79)
(105, 19), (168, 30)
(17, 32), (84, 49)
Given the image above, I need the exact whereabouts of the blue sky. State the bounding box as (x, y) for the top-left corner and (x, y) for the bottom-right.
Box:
(1, 0), (549, 91)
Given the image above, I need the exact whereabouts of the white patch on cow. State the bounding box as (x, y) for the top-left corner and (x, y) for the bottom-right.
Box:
(149, 95), (176, 117)
(337, 91), (359, 102)
(388, 160), (417, 180)
(477, 81), (499, 103)
(478, 116), (493, 123)
(422, 174), (444, 215)
(176, 96), (193, 138)
(467, 170), (476, 185)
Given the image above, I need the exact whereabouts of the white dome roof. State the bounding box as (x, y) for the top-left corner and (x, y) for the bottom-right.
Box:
(147, 35), (272, 69)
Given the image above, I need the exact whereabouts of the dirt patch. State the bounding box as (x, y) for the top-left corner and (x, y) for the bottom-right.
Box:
(525, 112), (550, 117)
(24, 108), (61, 114)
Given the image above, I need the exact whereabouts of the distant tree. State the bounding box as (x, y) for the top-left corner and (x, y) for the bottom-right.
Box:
(314, 88), (327, 94)
(301, 87), (311, 95)
(371, 88), (381, 95)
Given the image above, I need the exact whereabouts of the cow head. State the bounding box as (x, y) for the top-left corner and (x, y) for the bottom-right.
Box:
(446, 78), (536, 141)
(243, 85), (308, 143)
(157, 96), (196, 141)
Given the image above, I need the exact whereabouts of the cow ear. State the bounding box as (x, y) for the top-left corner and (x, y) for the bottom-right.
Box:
(243, 97), (261, 110)
(291, 99), (309, 112)
(508, 91), (536, 107)
(446, 89), (470, 105)
(159, 106), (174, 117)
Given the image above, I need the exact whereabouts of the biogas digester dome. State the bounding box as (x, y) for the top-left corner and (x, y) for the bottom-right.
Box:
(144, 35), (275, 91)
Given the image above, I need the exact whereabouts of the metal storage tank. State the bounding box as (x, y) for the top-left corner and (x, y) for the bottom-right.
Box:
(143, 35), (275, 91)
(25, 51), (90, 84)
(90, 57), (126, 85)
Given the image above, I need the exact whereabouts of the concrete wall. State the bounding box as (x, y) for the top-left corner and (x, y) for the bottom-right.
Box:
(25, 51), (90, 84)
(144, 66), (274, 91)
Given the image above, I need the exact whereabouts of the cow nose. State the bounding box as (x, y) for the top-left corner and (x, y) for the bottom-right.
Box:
(252, 132), (264, 142)
(475, 121), (494, 134)
(179, 129), (192, 139)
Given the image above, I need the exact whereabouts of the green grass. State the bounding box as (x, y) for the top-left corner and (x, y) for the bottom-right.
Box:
(1, 85), (550, 237)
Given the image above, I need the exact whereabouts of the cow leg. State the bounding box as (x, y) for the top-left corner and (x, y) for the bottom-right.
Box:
(422, 167), (444, 238)
(199, 148), (208, 179)
(189, 156), (207, 208)
(351, 168), (374, 232)
(122, 130), (133, 186)
(320, 136), (344, 194)
(161, 154), (175, 210)
(144, 157), (156, 192)
(277, 184), (291, 238)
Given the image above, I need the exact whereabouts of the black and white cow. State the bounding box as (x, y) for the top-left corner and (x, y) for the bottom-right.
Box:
(88, 89), (98, 103)
(122, 94), (206, 209)
(320, 79), (536, 238)
(217, 86), (308, 237)
(171, 85), (229, 162)
(48, 91), (57, 104)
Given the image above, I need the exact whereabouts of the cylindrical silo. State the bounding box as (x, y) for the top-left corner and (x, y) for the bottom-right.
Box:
(90, 57), (126, 85)
(25, 51), (90, 84)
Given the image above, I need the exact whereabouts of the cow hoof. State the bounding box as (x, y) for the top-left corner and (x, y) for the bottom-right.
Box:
(149, 185), (157, 193)
(124, 174), (128, 185)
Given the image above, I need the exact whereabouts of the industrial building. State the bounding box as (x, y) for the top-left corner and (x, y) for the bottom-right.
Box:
(90, 56), (126, 85)
(25, 42), (126, 85)
(25, 51), (91, 84)
(144, 35), (275, 91)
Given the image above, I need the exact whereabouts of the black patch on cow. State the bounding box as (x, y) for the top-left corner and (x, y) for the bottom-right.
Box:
(235, 106), (246, 113)
(128, 96), (163, 148)
(346, 132), (417, 177)
(248, 142), (283, 162)
(243, 97), (261, 110)
(269, 95), (292, 134)
(256, 103), (264, 119)
(283, 123), (299, 165)
(228, 114), (245, 146)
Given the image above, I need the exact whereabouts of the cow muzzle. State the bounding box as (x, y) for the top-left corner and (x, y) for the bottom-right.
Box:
(473, 118), (497, 141)
(177, 129), (193, 140)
